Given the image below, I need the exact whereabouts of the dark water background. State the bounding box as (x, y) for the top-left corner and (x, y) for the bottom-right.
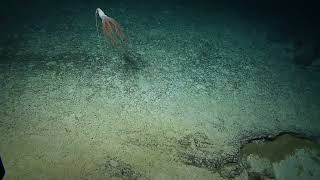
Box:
(1, 0), (319, 33)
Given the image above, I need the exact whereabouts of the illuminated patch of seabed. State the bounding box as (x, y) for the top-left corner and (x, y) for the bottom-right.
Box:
(0, 66), (233, 179)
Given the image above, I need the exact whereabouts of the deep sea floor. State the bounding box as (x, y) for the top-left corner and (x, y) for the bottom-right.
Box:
(0, 1), (320, 179)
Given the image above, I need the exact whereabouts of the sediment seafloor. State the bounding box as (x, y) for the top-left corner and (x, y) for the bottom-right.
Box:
(0, 2), (320, 180)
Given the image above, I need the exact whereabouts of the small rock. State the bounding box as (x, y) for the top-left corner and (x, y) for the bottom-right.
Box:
(46, 61), (57, 66)
(219, 163), (243, 178)
(109, 160), (118, 167)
